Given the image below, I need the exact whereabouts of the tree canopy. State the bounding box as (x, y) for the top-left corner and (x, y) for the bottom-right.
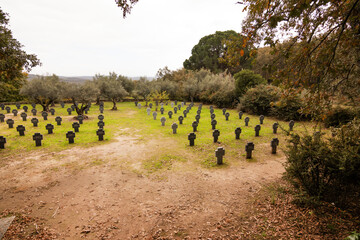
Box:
(115, 0), (139, 18)
(0, 8), (40, 102)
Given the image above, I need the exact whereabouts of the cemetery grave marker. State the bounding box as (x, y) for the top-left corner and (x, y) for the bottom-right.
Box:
(273, 123), (279, 134)
(183, 110), (187, 118)
(0, 136), (6, 149)
(181, 102), (184, 107)
(50, 108), (55, 115)
(23, 106), (28, 112)
(168, 111), (173, 119)
(210, 109), (214, 114)
(171, 102), (174, 108)
(178, 115), (184, 124)
(147, 108), (151, 115)
(289, 120), (295, 131)
(84, 108), (88, 114)
(271, 138), (279, 154)
(175, 100), (177, 105)
(77, 115), (84, 124)
(215, 147), (225, 165)
(31, 118), (39, 127)
(174, 107), (177, 114)
(211, 119), (217, 130)
(245, 142), (255, 159)
(222, 108), (226, 115)
(149, 103), (153, 108)
(20, 112), (27, 121)
(72, 122), (80, 132)
(66, 131), (76, 144)
(211, 113), (216, 120)
(71, 105), (76, 111)
(67, 108), (72, 115)
(255, 125), (261, 137)
(235, 127), (242, 139)
(245, 117), (250, 126)
(6, 119), (14, 128)
(55, 116), (62, 125)
(238, 111), (243, 119)
(195, 114), (200, 123)
(197, 110), (201, 115)
(209, 105), (213, 110)
(172, 123), (178, 134)
(16, 125), (26, 136)
(259, 115), (265, 124)
(5, 106), (10, 113)
(16, 103), (20, 109)
(41, 111), (48, 120)
(31, 103), (36, 108)
(99, 106), (104, 113)
(225, 112), (230, 121)
(46, 124), (54, 134)
(12, 109), (18, 116)
(60, 102), (65, 108)
(192, 121), (198, 132)
(213, 129), (220, 143)
(0, 114), (4, 122)
(138, 103), (142, 109)
(33, 133), (43, 146)
(31, 108), (37, 115)
(160, 107), (164, 114)
(97, 128), (105, 141)
(0, 103), (4, 110)
(160, 117), (166, 126)
(98, 115), (104, 121)
(135, 101), (138, 107)
(188, 132), (196, 146)
(98, 120), (105, 129)
(153, 111), (157, 120)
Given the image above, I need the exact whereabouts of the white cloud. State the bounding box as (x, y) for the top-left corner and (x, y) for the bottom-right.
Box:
(2, 0), (246, 77)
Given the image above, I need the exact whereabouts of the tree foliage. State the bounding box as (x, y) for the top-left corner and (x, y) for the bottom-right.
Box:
(234, 69), (266, 97)
(239, 0), (360, 118)
(115, 0), (139, 18)
(20, 75), (62, 112)
(0, 8), (40, 102)
(183, 31), (253, 74)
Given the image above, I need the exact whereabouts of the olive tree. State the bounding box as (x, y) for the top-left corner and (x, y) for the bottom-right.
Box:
(20, 75), (61, 112)
(133, 77), (152, 104)
(96, 73), (128, 110)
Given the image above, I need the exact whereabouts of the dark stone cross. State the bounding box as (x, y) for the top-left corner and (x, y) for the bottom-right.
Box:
(188, 132), (196, 146)
(238, 111), (243, 119)
(98, 120), (105, 129)
(21, 112), (27, 121)
(289, 120), (295, 131)
(271, 138), (279, 154)
(245, 117), (250, 126)
(168, 111), (173, 119)
(225, 112), (230, 121)
(5, 106), (11, 113)
(67, 108), (72, 115)
(42, 111), (48, 120)
(46, 124), (54, 134)
(172, 123), (178, 134)
(84, 107), (89, 114)
(245, 142), (255, 159)
(72, 122), (80, 132)
(197, 110), (201, 115)
(31, 108), (37, 116)
(174, 100), (177, 105)
(211, 113), (216, 120)
(0, 103), (4, 110)
(210, 108), (214, 114)
(99, 101), (104, 107)
(66, 131), (76, 144)
(153, 111), (157, 120)
(213, 129), (220, 143)
(255, 124), (261, 137)
(50, 108), (55, 115)
(135, 101), (138, 107)
(222, 108), (226, 115)
(77, 115), (84, 124)
(98, 115), (104, 121)
(215, 147), (225, 165)
(259, 115), (265, 124)
(183, 110), (187, 118)
(160, 107), (164, 114)
(16, 125), (26, 136)
(71, 105), (76, 111)
(160, 117), (166, 126)
(55, 116), (62, 125)
(16, 103), (21, 109)
(147, 108), (151, 116)
(149, 103), (153, 109)
(211, 119), (217, 130)
(235, 127), (242, 139)
(192, 121), (198, 132)
(0, 136), (6, 149)
(273, 123), (279, 134)
(23, 106), (28, 112)
(12, 109), (18, 116)
(0, 114), (4, 122)
(33, 133), (43, 147)
(178, 105), (181, 111)
(99, 106), (104, 114)
(195, 114), (200, 123)
(97, 128), (105, 141)
(174, 107), (177, 114)
(31, 103), (36, 108)
(60, 102), (65, 108)
(31, 118), (39, 127)
(6, 119), (14, 128)
(209, 105), (213, 110)
(178, 116), (184, 124)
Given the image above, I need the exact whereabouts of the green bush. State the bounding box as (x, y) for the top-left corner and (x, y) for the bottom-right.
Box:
(234, 69), (266, 97)
(271, 94), (309, 121)
(324, 107), (355, 128)
(285, 119), (360, 207)
(238, 85), (280, 115)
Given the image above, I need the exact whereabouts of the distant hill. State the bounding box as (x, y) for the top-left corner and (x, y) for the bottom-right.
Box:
(27, 74), (154, 83)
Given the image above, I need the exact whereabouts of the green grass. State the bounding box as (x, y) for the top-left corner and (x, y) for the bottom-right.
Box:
(0, 101), (318, 171)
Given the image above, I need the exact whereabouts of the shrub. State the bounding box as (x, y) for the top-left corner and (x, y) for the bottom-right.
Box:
(238, 85), (280, 115)
(234, 69), (266, 97)
(324, 107), (355, 128)
(271, 93), (309, 121)
(285, 119), (360, 207)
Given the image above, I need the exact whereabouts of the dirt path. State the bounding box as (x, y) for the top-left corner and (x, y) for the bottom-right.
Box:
(0, 128), (286, 239)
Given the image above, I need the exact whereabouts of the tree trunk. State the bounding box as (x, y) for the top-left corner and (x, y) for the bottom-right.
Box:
(112, 99), (117, 110)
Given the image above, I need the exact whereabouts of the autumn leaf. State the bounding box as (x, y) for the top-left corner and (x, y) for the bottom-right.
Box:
(240, 49), (245, 56)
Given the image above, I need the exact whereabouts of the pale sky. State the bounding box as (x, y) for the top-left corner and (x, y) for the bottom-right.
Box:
(2, 0), (246, 77)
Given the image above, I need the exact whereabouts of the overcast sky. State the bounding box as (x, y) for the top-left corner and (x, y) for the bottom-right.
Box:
(2, 0), (246, 77)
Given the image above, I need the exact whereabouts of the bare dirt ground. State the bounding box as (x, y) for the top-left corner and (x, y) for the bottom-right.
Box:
(0, 129), (286, 239)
